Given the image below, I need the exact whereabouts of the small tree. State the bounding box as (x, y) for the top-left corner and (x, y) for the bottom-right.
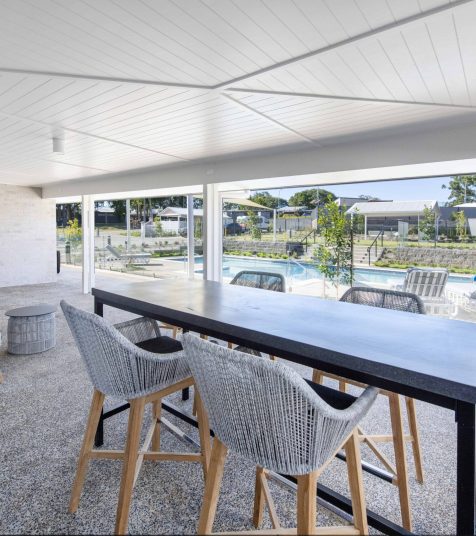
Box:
(420, 206), (436, 242)
(314, 197), (353, 298)
(64, 218), (82, 250)
(154, 216), (163, 236)
(247, 211), (262, 240)
(455, 210), (467, 240)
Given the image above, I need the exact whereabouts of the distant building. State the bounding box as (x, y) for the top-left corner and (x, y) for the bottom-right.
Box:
(157, 207), (203, 233)
(347, 200), (439, 236)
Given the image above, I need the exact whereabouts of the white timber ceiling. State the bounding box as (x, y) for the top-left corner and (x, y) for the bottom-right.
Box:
(0, 0), (475, 191)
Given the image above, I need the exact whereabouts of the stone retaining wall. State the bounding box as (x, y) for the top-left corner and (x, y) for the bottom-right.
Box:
(382, 246), (476, 269)
(223, 239), (303, 256)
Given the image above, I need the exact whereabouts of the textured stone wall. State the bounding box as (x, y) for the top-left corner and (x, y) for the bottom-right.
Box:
(0, 184), (56, 287)
(223, 239), (303, 256)
(382, 246), (476, 269)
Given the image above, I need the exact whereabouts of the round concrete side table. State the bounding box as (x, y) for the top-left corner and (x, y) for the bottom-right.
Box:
(5, 304), (56, 355)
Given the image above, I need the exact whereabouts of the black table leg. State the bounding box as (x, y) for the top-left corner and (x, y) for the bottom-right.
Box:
(455, 401), (475, 536)
(94, 298), (105, 447)
(94, 408), (104, 447)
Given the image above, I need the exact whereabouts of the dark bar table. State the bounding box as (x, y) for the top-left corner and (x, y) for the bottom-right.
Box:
(92, 278), (476, 536)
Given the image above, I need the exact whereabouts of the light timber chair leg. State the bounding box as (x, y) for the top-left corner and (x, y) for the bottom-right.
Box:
(198, 438), (228, 535)
(344, 430), (368, 534)
(339, 380), (347, 393)
(115, 398), (146, 535)
(253, 466), (266, 528)
(405, 397), (424, 483)
(195, 391), (212, 478)
(389, 393), (412, 532)
(70, 389), (105, 513)
(296, 471), (318, 535)
(152, 399), (161, 451)
(312, 369), (323, 385)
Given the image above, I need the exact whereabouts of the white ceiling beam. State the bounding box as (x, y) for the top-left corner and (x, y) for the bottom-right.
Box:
(41, 118), (476, 199)
(0, 67), (212, 91)
(213, 0), (475, 91)
(225, 88), (476, 111)
(222, 93), (322, 147)
(0, 109), (189, 161)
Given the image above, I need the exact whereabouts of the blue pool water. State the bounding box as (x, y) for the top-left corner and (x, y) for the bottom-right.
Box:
(174, 256), (472, 286)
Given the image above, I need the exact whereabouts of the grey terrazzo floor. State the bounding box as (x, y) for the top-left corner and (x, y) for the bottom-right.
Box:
(0, 267), (459, 534)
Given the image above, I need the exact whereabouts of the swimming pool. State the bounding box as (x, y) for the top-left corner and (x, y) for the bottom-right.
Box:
(175, 256), (472, 286)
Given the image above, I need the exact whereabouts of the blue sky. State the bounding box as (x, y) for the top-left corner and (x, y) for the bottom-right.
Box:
(265, 176), (451, 203)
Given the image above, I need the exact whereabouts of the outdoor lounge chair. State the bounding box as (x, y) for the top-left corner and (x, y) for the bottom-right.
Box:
(182, 333), (378, 535)
(312, 286), (426, 531)
(106, 244), (151, 265)
(396, 267), (456, 316)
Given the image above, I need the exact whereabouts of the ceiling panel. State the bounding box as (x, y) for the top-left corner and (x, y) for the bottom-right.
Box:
(227, 91), (472, 143)
(0, 0), (473, 187)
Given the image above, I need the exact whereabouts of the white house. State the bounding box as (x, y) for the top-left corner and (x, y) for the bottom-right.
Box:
(157, 207), (203, 234)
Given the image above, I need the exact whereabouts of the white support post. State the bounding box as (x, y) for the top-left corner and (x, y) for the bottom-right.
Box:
(364, 215), (367, 239)
(203, 183), (222, 282)
(273, 209), (277, 242)
(126, 199), (131, 252)
(81, 195), (95, 294)
(187, 194), (195, 279)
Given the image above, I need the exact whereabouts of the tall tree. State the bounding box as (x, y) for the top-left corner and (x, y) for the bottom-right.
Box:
(442, 175), (476, 206)
(249, 191), (288, 209)
(288, 188), (335, 208)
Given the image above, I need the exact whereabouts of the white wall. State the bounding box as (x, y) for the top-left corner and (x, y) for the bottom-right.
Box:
(0, 184), (56, 287)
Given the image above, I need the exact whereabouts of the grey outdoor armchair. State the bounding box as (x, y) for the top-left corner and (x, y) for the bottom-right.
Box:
(230, 270), (285, 356)
(61, 301), (211, 535)
(182, 333), (377, 535)
(313, 285), (426, 531)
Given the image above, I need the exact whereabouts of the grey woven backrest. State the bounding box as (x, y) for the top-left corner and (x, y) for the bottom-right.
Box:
(61, 300), (189, 399)
(340, 287), (425, 314)
(402, 268), (448, 299)
(182, 334), (377, 476)
(231, 270), (285, 292)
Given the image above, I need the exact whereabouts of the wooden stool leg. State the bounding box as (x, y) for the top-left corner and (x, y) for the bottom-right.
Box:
(253, 466), (266, 528)
(70, 389), (105, 513)
(195, 390), (211, 479)
(197, 438), (228, 535)
(312, 370), (323, 384)
(115, 398), (145, 535)
(152, 399), (161, 451)
(344, 429), (368, 534)
(339, 380), (347, 393)
(296, 471), (318, 535)
(389, 393), (412, 531)
(406, 397), (424, 483)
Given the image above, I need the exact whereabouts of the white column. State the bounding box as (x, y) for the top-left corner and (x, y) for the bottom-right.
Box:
(273, 209), (277, 242)
(126, 199), (131, 252)
(186, 194), (195, 279)
(203, 183), (222, 282)
(81, 195), (95, 294)
(364, 215), (367, 239)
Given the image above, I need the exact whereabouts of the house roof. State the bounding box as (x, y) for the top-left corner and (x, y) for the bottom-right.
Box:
(346, 200), (439, 217)
(158, 207), (203, 217)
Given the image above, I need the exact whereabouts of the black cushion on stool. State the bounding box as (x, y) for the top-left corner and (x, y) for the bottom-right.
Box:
(136, 336), (183, 354)
(305, 379), (357, 410)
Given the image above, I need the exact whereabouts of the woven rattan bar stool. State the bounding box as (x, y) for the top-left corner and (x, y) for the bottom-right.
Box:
(61, 301), (211, 535)
(312, 287), (425, 531)
(182, 334), (378, 536)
